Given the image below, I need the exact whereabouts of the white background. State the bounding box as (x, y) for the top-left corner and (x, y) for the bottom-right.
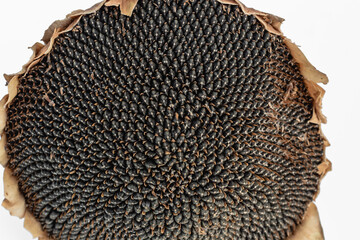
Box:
(0, 0), (359, 239)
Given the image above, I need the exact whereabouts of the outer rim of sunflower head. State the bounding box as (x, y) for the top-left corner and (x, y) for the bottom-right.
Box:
(0, 0), (330, 239)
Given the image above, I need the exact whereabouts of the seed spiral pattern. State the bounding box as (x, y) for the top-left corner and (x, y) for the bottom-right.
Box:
(5, 0), (324, 239)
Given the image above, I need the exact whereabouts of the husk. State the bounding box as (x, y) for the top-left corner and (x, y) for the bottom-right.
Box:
(24, 211), (49, 239)
(1, 0), (329, 239)
(0, 135), (9, 167)
(288, 203), (324, 240)
(2, 168), (25, 218)
(284, 38), (329, 85)
(0, 95), (8, 135)
(105, 0), (139, 16)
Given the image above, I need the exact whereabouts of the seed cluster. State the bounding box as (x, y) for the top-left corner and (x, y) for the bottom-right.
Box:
(5, 0), (324, 239)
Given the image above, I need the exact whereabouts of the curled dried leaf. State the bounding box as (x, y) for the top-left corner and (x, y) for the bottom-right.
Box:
(288, 203), (324, 240)
(2, 168), (26, 218)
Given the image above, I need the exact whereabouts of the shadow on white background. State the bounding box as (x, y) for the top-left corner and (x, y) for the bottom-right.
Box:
(0, 0), (359, 239)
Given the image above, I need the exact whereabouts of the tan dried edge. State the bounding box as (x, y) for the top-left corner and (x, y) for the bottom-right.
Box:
(0, 95), (8, 136)
(288, 203), (324, 240)
(1, 0), (140, 238)
(105, 0), (139, 16)
(0, 134), (9, 167)
(217, 1), (329, 239)
(1, 0), (329, 239)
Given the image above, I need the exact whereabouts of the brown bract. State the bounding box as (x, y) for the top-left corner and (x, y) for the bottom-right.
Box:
(0, 0), (330, 239)
(105, 0), (139, 16)
(288, 203), (324, 240)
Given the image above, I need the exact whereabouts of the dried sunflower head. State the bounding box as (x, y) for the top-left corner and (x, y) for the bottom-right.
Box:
(0, 0), (330, 239)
